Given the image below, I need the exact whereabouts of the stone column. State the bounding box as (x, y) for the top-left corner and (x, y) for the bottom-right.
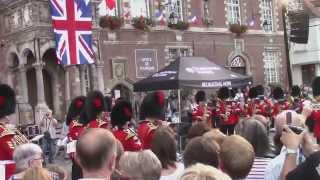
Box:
(18, 66), (33, 125)
(33, 62), (48, 124)
(65, 67), (71, 111)
(19, 67), (29, 104)
(7, 69), (14, 87)
(79, 65), (87, 96)
(96, 62), (105, 93)
(315, 64), (320, 77)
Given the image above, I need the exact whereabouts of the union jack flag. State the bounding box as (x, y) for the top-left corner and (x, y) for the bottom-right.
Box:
(49, 0), (95, 65)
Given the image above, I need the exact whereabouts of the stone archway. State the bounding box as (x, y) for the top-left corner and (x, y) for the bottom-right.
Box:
(229, 55), (246, 75)
(42, 48), (66, 119)
(111, 83), (133, 102)
(227, 52), (252, 76)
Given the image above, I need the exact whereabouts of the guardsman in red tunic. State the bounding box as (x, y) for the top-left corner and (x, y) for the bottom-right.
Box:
(245, 87), (258, 117)
(137, 91), (166, 149)
(271, 87), (290, 119)
(218, 87), (242, 135)
(289, 85), (304, 113)
(0, 84), (28, 180)
(66, 96), (86, 180)
(307, 77), (320, 142)
(111, 100), (141, 151)
(84, 91), (110, 129)
(192, 91), (212, 127)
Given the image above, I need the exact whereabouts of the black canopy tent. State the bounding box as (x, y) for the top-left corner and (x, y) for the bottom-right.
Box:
(133, 56), (252, 92)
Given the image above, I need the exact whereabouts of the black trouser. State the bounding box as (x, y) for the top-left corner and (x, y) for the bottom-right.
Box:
(220, 124), (235, 135)
(72, 159), (83, 180)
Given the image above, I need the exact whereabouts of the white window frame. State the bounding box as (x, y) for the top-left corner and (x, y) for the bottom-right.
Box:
(261, 0), (274, 32)
(130, 0), (150, 18)
(263, 50), (280, 84)
(165, 0), (184, 22)
(226, 0), (241, 24)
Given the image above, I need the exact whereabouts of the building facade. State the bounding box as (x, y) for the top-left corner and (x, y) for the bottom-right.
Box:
(0, 0), (287, 125)
(290, 0), (320, 86)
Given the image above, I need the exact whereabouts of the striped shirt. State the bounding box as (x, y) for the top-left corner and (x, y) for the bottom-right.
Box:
(246, 157), (271, 180)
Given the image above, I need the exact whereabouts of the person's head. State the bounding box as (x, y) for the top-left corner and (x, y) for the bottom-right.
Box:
(218, 87), (230, 100)
(195, 91), (206, 105)
(151, 126), (177, 169)
(66, 96), (86, 125)
(203, 128), (226, 146)
(22, 167), (52, 180)
(235, 118), (269, 157)
(85, 90), (106, 122)
(187, 122), (210, 139)
(312, 76), (320, 101)
(140, 91), (165, 121)
(76, 128), (117, 177)
(111, 100), (133, 128)
(0, 84), (16, 121)
(13, 143), (43, 173)
(179, 163), (231, 180)
(219, 135), (255, 179)
(251, 114), (268, 128)
(119, 150), (162, 180)
(46, 164), (67, 180)
(184, 136), (219, 168)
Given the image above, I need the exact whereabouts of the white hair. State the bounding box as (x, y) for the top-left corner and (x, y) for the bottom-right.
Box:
(13, 143), (43, 172)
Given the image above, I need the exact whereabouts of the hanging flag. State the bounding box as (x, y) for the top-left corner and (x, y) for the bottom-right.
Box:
(49, 0), (94, 65)
(98, 0), (117, 16)
(106, 0), (116, 10)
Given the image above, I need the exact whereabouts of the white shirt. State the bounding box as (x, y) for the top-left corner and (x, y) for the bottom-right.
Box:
(264, 147), (305, 180)
(160, 162), (184, 180)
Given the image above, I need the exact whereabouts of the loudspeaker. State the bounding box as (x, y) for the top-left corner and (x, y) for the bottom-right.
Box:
(288, 11), (309, 44)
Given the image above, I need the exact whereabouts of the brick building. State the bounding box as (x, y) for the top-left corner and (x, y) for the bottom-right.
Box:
(0, 0), (287, 125)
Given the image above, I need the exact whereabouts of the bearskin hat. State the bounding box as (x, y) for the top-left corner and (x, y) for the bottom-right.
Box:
(217, 87), (230, 100)
(0, 84), (16, 119)
(104, 96), (112, 112)
(273, 87), (284, 100)
(85, 90), (106, 121)
(248, 87), (257, 99)
(195, 91), (206, 103)
(312, 76), (320, 97)
(255, 85), (265, 96)
(291, 85), (301, 98)
(140, 91), (165, 120)
(111, 100), (133, 127)
(66, 96), (86, 126)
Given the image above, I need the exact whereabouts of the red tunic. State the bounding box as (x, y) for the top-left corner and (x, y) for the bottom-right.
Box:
(87, 119), (110, 129)
(137, 121), (158, 149)
(218, 101), (242, 125)
(256, 99), (273, 118)
(310, 109), (320, 139)
(192, 104), (212, 126)
(113, 128), (142, 151)
(0, 123), (28, 180)
(68, 120), (85, 141)
(272, 101), (290, 118)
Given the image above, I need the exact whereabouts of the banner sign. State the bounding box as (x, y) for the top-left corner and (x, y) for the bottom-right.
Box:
(135, 49), (158, 78)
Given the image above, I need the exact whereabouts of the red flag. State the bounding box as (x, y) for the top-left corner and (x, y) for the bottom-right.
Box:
(106, 0), (116, 10)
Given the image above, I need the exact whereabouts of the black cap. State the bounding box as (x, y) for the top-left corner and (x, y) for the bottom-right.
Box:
(0, 84), (16, 119)
(218, 87), (230, 100)
(291, 85), (301, 98)
(272, 87), (284, 100)
(195, 91), (206, 104)
(85, 91), (106, 121)
(312, 77), (320, 97)
(66, 96), (86, 125)
(111, 100), (132, 127)
(140, 91), (165, 120)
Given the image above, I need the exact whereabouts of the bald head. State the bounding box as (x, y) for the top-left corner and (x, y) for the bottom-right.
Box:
(76, 128), (116, 172)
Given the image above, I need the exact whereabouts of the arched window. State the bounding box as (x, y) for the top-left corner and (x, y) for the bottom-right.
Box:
(229, 55), (246, 75)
